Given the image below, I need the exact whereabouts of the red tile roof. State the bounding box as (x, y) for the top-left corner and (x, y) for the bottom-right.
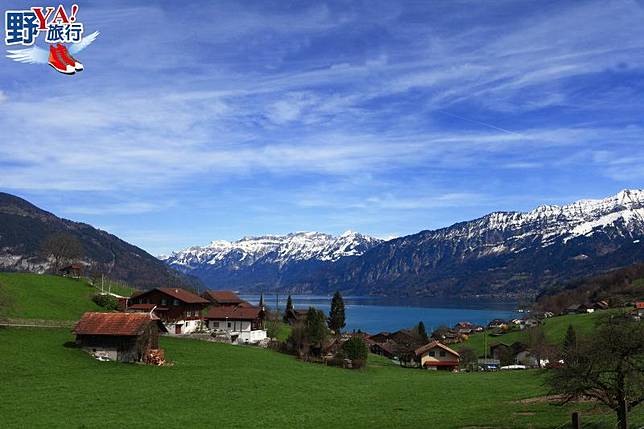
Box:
(205, 305), (261, 320)
(73, 312), (167, 336)
(414, 341), (460, 358)
(636, 301), (644, 309)
(132, 288), (209, 304)
(202, 290), (244, 304)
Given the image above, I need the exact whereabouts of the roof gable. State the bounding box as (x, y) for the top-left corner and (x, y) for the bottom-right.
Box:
(205, 305), (261, 320)
(202, 290), (244, 304)
(414, 341), (460, 357)
(133, 288), (209, 304)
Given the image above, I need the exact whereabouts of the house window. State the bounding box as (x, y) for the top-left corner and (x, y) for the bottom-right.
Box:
(428, 351), (435, 357)
(161, 298), (167, 305)
(173, 299), (179, 306)
(227, 322), (232, 328)
(439, 351), (446, 357)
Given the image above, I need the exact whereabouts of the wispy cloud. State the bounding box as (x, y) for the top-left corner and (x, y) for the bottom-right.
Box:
(1, 0), (642, 253)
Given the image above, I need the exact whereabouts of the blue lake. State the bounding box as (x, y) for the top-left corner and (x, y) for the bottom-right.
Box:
(240, 294), (518, 333)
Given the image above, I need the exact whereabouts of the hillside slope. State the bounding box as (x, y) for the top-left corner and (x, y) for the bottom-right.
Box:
(0, 193), (198, 290)
(0, 273), (105, 320)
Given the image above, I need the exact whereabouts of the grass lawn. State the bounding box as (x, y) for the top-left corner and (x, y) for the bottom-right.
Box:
(2, 327), (640, 429)
(456, 310), (620, 356)
(0, 273), (104, 320)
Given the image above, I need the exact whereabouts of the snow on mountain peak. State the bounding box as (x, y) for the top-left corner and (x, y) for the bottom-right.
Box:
(165, 231), (383, 270)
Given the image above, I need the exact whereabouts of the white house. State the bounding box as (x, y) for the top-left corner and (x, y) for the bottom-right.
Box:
(204, 305), (266, 344)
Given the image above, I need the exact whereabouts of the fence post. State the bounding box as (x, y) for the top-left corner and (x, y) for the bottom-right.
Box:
(572, 411), (581, 429)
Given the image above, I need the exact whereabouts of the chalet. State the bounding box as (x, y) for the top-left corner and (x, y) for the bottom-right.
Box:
(204, 304), (266, 344)
(284, 308), (309, 325)
(128, 288), (209, 334)
(59, 263), (82, 278)
(202, 290), (247, 307)
(487, 319), (508, 329)
(414, 341), (460, 371)
(365, 336), (397, 359)
(490, 341), (530, 365)
(564, 303), (594, 315)
(593, 300), (609, 310)
(73, 312), (167, 362)
(368, 332), (392, 344)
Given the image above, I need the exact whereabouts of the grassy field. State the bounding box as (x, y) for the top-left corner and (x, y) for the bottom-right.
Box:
(0, 273), (136, 321)
(456, 310), (616, 356)
(0, 273), (104, 320)
(3, 326), (637, 429)
(1, 273), (641, 428)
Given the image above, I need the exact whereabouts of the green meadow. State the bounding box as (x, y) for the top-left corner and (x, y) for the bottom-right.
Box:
(455, 310), (626, 356)
(0, 273), (642, 428)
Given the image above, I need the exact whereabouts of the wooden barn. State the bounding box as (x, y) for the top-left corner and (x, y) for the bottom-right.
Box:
(73, 312), (167, 362)
(59, 263), (82, 278)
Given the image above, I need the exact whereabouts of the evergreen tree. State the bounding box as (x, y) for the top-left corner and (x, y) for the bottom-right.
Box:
(328, 291), (346, 334)
(305, 307), (329, 347)
(562, 324), (577, 363)
(341, 336), (369, 367)
(417, 321), (429, 342)
(283, 294), (294, 322)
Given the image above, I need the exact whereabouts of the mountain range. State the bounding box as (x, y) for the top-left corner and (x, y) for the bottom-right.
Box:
(161, 231), (382, 292)
(164, 190), (644, 297)
(0, 192), (197, 290)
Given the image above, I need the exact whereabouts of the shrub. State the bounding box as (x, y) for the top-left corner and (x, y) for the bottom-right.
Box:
(91, 293), (118, 310)
(341, 336), (369, 364)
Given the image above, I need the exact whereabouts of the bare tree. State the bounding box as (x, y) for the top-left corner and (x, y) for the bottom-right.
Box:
(547, 315), (644, 429)
(527, 326), (549, 368)
(40, 233), (84, 273)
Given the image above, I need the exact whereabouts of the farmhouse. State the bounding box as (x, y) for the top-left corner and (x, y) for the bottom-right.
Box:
(128, 288), (209, 334)
(204, 304), (266, 344)
(414, 341), (460, 371)
(73, 312), (167, 362)
(284, 308), (309, 325)
(202, 290), (248, 307)
(59, 263), (82, 278)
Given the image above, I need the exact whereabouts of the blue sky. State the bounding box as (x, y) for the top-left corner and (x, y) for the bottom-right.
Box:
(1, 0), (643, 255)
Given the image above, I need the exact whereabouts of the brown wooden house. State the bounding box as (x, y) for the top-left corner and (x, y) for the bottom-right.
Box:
(59, 263), (82, 278)
(73, 312), (167, 362)
(201, 290), (247, 307)
(128, 288), (209, 334)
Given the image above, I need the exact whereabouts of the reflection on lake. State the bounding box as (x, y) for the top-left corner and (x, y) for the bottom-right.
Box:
(240, 294), (517, 333)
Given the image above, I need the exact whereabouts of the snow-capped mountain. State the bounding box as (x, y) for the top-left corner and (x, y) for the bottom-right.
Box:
(162, 190), (644, 296)
(328, 189), (644, 297)
(162, 231), (382, 291)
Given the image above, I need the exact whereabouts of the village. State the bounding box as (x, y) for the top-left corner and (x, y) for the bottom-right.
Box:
(68, 268), (644, 375)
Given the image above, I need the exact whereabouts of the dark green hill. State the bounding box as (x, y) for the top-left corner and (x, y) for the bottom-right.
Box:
(0, 192), (199, 290)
